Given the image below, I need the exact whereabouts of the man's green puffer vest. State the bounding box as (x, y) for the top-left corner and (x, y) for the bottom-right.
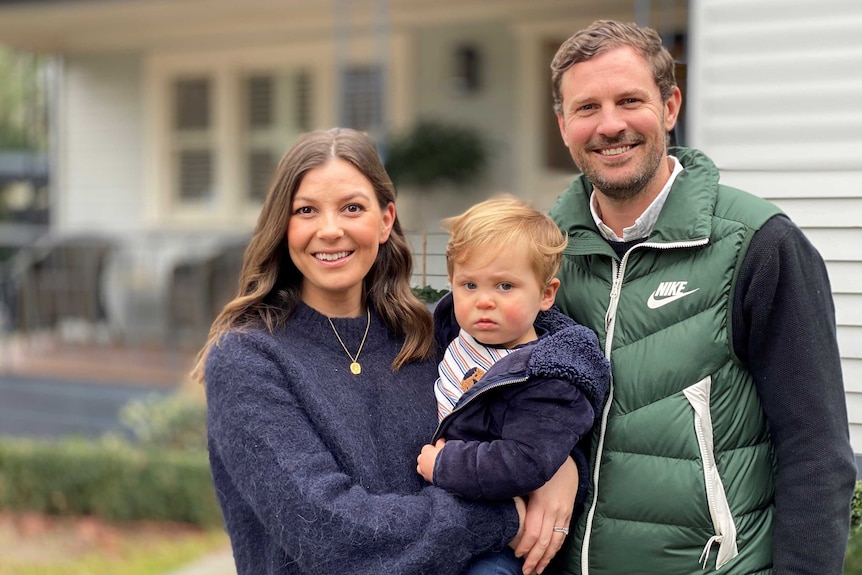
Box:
(549, 148), (781, 575)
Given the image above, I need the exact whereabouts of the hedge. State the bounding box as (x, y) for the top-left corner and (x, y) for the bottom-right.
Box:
(1, 422), (860, 550)
(0, 435), (221, 527)
(853, 480), (862, 532)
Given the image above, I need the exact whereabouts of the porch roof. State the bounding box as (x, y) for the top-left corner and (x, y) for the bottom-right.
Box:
(0, 0), (627, 54)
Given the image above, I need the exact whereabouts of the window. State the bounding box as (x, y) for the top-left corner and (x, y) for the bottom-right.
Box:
(340, 65), (382, 132)
(542, 40), (575, 173)
(164, 68), (315, 212)
(172, 77), (214, 202)
(175, 78), (210, 130)
(667, 32), (688, 147)
(242, 70), (313, 202)
(177, 150), (212, 201)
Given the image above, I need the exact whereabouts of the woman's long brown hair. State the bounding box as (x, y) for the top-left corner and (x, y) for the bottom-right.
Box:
(191, 128), (434, 384)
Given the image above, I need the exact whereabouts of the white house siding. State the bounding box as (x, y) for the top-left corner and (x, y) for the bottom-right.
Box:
(58, 52), (145, 234)
(688, 0), (862, 454)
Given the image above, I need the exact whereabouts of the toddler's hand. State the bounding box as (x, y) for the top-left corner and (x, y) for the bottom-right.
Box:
(416, 439), (446, 483)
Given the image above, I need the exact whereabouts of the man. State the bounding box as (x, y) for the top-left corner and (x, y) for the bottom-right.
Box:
(546, 19), (856, 575)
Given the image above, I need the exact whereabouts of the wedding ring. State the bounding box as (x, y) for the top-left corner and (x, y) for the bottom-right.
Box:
(553, 526), (569, 535)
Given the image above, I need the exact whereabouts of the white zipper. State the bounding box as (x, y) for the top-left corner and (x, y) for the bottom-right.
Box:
(683, 376), (739, 570)
(689, 382), (721, 530)
(581, 254), (624, 575)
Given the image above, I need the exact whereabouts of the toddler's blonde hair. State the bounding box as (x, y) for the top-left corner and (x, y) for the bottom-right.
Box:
(443, 195), (567, 287)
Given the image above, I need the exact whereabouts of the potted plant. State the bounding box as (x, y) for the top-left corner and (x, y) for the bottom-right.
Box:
(385, 119), (488, 192)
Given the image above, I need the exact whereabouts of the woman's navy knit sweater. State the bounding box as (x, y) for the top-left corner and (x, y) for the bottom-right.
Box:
(206, 302), (519, 574)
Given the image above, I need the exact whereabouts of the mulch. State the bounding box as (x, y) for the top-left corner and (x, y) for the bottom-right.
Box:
(0, 511), (213, 564)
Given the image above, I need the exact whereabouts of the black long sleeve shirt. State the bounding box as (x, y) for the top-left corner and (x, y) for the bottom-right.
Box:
(734, 215), (855, 574)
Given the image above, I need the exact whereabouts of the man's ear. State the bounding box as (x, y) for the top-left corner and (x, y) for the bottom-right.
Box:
(664, 86), (682, 132)
(557, 114), (569, 147)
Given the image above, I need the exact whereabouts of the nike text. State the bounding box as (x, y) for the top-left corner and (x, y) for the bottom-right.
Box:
(647, 281), (700, 309)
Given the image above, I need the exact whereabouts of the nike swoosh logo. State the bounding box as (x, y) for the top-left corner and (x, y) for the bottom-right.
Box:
(646, 288), (700, 309)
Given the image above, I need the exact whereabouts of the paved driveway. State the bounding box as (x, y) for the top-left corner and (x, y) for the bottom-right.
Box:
(0, 375), (172, 439)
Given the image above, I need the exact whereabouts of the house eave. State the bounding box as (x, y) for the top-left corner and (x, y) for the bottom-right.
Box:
(0, 0), (336, 53)
(0, 0), (677, 54)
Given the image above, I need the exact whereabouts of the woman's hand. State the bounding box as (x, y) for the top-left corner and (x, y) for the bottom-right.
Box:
(416, 439), (445, 483)
(508, 495), (527, 549)
(514, 456), (578, 574)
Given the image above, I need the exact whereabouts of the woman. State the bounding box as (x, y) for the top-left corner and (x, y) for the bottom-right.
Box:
(193, 128), (576, 574)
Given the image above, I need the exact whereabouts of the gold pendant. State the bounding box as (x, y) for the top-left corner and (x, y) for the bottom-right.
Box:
(350, 362), (361, 375)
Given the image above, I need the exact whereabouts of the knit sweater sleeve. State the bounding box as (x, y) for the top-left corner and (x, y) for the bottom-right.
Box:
(205, 329), (519, 575)
(733, 215), (856, 575)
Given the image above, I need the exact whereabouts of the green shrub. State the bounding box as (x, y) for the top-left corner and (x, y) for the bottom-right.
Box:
(385, 120), (488, 190)
(411, 285), (449, 304)
(119, 391), (207, 451)
(844, 481), (862, 575)
(0, 436), (221, 526)
(852, 480), (862, 532)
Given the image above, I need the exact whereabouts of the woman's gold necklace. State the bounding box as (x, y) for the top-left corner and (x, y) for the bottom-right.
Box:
(327, 308), (370, 375)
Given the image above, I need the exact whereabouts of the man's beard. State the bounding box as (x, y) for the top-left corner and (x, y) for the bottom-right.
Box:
(577, 135), (666, 202)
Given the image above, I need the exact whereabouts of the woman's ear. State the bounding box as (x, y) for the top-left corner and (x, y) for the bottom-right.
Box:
(379, 202), (396, 243)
